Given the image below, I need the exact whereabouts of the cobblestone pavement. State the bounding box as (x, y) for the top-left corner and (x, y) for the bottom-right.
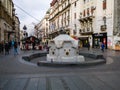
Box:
(0, 48), (120, 90)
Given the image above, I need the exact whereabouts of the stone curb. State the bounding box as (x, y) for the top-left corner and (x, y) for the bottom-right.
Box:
(37, 59), (106, 67)
(22, 52), (106, 67)
(22, 52), (48, 61)
(79, 52), (104, 59)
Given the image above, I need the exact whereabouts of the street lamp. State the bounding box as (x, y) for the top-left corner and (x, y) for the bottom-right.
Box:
(23, 25), (28, 38)
(23, 25), (27, 30)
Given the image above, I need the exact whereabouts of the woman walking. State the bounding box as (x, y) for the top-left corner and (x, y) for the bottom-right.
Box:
(14, 41), (18, 55)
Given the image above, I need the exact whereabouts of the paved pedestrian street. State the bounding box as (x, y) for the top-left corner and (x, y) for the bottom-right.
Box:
(0, 71), (120, 90)
(0, 49), (120, 90)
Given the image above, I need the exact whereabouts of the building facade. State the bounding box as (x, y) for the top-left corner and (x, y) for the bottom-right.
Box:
(78, 0), (120, 50)
(37, 0), (120, 50)
(35, 11), (50, 44)
(49, 0), (71, 39)
(14, 16), (20, 42)
(0, 0), (16, 42)
(78, 0), (96, 47)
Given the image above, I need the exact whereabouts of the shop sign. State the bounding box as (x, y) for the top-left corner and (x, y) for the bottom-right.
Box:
(94, 33), (103, 37)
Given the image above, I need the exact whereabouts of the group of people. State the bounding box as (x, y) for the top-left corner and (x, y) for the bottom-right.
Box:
(0, 41), (19, 55)
(86, 41), (105, 52)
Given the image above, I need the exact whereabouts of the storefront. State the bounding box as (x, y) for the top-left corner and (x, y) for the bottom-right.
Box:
(78, 37), (89, 48)
(92, 33), (107, 49)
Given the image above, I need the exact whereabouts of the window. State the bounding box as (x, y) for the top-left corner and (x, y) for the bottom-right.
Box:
(84, 0), (86, 4)
(103, 0), (106, 10)
(46, 23), (48, 26)
(91, 6), (94, 15)
(87, 8), (89, 16)
(74, 13), (76, 19)
(74, 2), (76, 7)
(83, 10), (86, 17)
(103, 16), (106, 25)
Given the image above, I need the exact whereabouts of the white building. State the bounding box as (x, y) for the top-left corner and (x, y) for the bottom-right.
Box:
(38, 0), (120, 50)
(70, 0), (81, 37)
(35, 10), (50, 44)
(49, 0), (71, 38)
(78, 0), (117, 49)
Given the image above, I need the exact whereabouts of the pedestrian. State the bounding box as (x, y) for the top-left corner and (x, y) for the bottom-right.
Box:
(32, 42), (35, 50)
(5, 42), (10, 55)
(1, 41), (4, 54)
(25, 43), (29, 50)
(0, 41), (2, 53)
(8, 41), (12, 49)
(101, 42), (105, 52)
(87, 42), (90, 50)
(11, 40), (14, 48)
(14, 41), (18, 55)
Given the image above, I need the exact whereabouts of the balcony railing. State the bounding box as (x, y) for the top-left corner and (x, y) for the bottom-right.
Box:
(79, 27), (93, 34)
(79, 15), (95, 22)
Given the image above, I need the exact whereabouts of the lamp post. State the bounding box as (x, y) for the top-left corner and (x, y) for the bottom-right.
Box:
(23, 25), (28, 38)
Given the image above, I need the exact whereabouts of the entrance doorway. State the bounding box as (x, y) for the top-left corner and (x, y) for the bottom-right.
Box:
(79, 37), (89, 48)
(92, 33), (107, 49)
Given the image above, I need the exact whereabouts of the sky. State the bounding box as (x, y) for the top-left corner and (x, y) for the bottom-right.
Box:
(13, 0), (51, 35)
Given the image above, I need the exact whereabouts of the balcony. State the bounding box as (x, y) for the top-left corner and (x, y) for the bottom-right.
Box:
(79, 27), (93, 35)
(101, 25), (107, 31)
(79, 15), (94, 22)
(12, 25), (16, 30)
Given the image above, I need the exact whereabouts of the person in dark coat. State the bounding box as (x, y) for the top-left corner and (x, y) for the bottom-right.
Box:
(87, 42), (90, 50)
(0, 42), (2, 53)
(8, 41), (12, 49)
(32, 42), (35, 50)
(5, 42), (9, 55)
(0, 41), (4, 54)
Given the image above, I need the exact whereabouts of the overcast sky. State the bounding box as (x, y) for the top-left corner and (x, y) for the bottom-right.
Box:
(13, 0), (51, 35)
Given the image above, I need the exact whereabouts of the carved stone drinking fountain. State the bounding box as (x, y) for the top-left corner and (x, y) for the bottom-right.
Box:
(47, 34), (85, 63)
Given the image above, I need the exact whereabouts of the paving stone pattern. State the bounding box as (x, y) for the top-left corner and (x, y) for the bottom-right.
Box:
(0, 72), (120, 90)
(0, 48), (120, 90)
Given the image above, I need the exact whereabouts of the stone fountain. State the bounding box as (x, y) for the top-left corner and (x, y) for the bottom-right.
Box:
(47, 34), (85, 63)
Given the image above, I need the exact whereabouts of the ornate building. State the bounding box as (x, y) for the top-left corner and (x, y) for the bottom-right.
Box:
(35, 10), (50, 44)
(78, 0), (95, 47)
(49, 0), (71, 39)
(78, 0), (115, 49)
(0, 0), (17, 42)
(14, 16), (20, 42)
(36, 0), (120, 50)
